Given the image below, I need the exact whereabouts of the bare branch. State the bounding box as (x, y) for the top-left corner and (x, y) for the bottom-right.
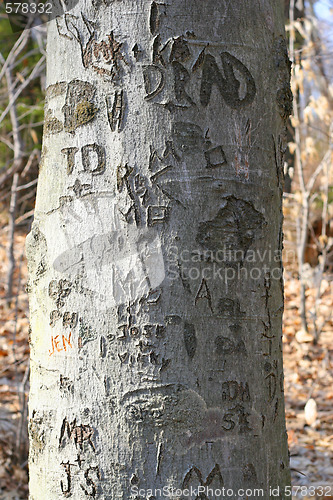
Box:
(21, 148), (39, 178)
(15, 178), (38, 192)
(0, 136), (14, 150)
(0, 28), (31, 82)
(0, 55), (46, 127)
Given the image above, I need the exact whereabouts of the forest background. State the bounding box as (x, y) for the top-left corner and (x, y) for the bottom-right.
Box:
(0, 0), (332, 498)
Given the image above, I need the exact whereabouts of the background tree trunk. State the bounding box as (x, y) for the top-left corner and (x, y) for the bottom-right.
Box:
(27, 0), (292, 498)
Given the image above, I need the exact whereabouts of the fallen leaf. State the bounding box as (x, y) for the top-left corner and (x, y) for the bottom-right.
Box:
(304, 398), (318, 426)
(296, 329), (313, 343)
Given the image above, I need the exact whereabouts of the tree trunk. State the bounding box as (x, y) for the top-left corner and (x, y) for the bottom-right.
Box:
(27, 1), (292, 498)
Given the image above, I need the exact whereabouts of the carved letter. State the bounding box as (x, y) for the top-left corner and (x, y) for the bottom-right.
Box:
(81, 144), (106, 175)
(152, 35), (166, 67)
(61, 147), (79, 175)
(61, 461), (76, 497)
(205, 145), (227, 169)
(106, 90), (125, 132)
(195, 278), (213, 313)
(172, 62), (195, 105)
(200, 52), (256, 109)
(143, 65), (165, 100)
(147, 205), (169, 226)
(172, 122), (204, 154)
(80, 466), (101, 497)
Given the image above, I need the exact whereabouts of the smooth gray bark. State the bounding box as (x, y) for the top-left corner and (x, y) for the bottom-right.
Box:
(27, 1), (292, 498)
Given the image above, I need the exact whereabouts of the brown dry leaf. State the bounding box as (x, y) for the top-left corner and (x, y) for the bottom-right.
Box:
(289, 142), (297, 154)
(284, 325), (296, 336)
(288, 429), (298, 445)
(304, 398), (318, 426)
(13, 466), (27, 482)
(30, 129), (38, 144)
(295, 329), (313, 343)
(15, 72), (25, 83)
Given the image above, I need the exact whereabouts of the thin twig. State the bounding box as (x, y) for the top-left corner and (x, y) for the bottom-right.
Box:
(0, 55), (46, 127)
(15, 178), (38, 192)
(0, 356), (29, 377)
(6, 173), (19, 305)
(0, 29), (31, 82)
(15, 208), (35, 225)
(21, 149), (39, 178)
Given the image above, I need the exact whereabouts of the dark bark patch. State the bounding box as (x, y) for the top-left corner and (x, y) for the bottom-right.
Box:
(165, 314), (182, 325)
(59, 374), (74, 393)
(149, 1), (159, 35)
(45, 81), (67, 99)
(184, 321), (197, 359)
(274, 36), (291, 73)
(36, 257), (47, 277)
(169, 36), (191, 63)
(242, 463), (257, 482)
(62, 80), (98, 134)
(277, 83), (293, 120)
(172, 122), (204, 154)
(274, 36), (293, 121)
(44, 111), (63, 135)
(75, 100), (98, 125)
(79, 318), (97, 346)
(215, 336), (247, 356)
(196, 196), (265, 259)
(48, 279), (72, 308)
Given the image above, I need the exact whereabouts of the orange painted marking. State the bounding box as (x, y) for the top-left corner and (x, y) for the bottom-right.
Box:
(49, 332), (73, 356)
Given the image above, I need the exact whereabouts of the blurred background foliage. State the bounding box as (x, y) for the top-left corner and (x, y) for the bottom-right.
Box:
(0, 0), (332, 498)
(0, 12), (44, 227)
